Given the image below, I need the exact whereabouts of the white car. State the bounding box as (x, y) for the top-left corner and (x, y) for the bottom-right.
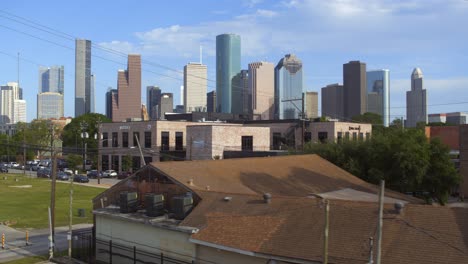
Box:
(103, 170), (117, 178)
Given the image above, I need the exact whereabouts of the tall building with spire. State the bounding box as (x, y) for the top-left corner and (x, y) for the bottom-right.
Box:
(216, 33), (241, 113)
(75, 39), (92, 117)
(406, 68), (427, 127)
(112, 54), (142, 122)
(274, 54), (304, 119)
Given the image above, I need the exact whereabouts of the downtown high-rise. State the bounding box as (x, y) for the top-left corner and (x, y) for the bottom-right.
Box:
(321, 83), (344, 120)
(38, 66), (64, 119)
(343, 61), (367, 120)
(184, 63), (207, 113)
(147, 86), (161, 120)
(0, 82), (26, 124)
(406, 68), (427, 127)
(216, 34), (241, 113)
(112, 54), (142, 122)
(367, 69), (390, 126)
(249, 62), (274, 120)
(274, 54), (304, 119)
(75, 39), (92, 117)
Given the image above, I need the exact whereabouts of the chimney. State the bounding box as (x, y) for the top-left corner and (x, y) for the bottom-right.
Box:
(394, 202), (404, 214)
(263, 193), (272, 204)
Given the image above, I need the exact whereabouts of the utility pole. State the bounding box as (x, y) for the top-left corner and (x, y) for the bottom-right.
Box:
(96, 119), (102, 184)
(134, 135), (146, 166)
(376, 180), (385, 264)
(323, 199), (329, 264)
(49, 124), (57, 254)
(68, 173), (74, 259)
(23, 127), (26, 175)
(80, 122), (88, 172)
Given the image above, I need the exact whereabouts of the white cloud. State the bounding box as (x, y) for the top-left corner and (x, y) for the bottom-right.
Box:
(255, 9), (278, 17)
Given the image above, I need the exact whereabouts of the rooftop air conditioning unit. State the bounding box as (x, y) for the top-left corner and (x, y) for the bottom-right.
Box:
(145, 193), (165, 217)
(172, 193), (193, 220)
(120, 191), (138, 213)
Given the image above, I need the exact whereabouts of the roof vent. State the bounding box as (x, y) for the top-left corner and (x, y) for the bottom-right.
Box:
(187, 179), (194, 186)
(394, 202), (404, 214)
(205, 185), (210, 191)
(223, 196), (232, 202)
(263, 193), (272, 204)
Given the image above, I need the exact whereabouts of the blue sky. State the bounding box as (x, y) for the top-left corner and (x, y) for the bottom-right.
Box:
(1, 0), (467, 121)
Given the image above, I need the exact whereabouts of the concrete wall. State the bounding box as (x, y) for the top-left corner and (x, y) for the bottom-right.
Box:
(187, 125), (270, 160)
(95, 215), (195, 263)
(309, 122), (372, 142)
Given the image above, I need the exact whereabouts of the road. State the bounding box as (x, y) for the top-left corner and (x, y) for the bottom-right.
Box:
(0, 224), (92, 263)
(7, 168), (121, 187)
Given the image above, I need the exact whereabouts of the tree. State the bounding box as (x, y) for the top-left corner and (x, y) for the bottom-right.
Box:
(13, 120), (58, 159)
(61, 113), (111, 156)
(303, 126), (459, 205)
(351, 112), (383, 125)
(66, 154), (83, 172)
(422, 138), (460, 205)
(122, 155), (132, 172)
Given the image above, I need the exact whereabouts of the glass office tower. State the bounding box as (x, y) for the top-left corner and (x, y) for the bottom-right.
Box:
(274, 54), (304, 119)
(216, 34), (241, 113)
(367, 69), (390, 126)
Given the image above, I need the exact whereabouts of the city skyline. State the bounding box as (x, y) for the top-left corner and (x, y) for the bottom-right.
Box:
(0, 1), (467, 122)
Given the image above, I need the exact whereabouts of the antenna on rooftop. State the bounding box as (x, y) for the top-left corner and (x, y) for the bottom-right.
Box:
(17, 52), (20, 90)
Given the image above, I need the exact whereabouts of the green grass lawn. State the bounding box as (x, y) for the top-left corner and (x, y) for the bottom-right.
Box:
(0, 173), (103, 229)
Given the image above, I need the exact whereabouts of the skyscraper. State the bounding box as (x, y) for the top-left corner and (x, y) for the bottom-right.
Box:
(75, 39), (92, 117)
(105, 88), (117, 120)
(207, 91), (216, 113)
(249, 62), (274, 120)
(159, 93), (173, 120)
(180, 86), (184, 106)
(367, 69), (390, 126)
(343, 61), (367, 120)
(37, 66), (64, 119)
(321, 83), (344, 120)
(406, 68), (427, 127)
(232, 69), (249, 115)
(112, 54), (142, 122)
(0, 82), (24, 124)
(274, 54), (304, 119)
(305, 91), (318, 119)
(184, 63), (207, 113)
(216, 33), (241, 113)
(147, 86), (161, 120)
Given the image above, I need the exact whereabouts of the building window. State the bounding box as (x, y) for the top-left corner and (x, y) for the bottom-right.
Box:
(161, 131), (169, 151)
(273, 132), (282, 150)
(359, 132), (364, 141)
(352, 132), (357, 140)
(112, 132), (118, 147)
(122, 132), (129, 148)
(366, 132), (371, 140)
(304, 132), (312, 143)
(102, 133), (108, 147)
(145, 132), (152, 148)
(133, 132), (140, 147)
(132, 156), (141, 171)
(345, 132), (350, 140)
(337, 132), (343, 143)
(318, 132), (328, 143)
(102, 155), (109, 171)
(111, 155), (119, 171)
(242, 136), (253, 151)
(175, 132), (183, 151)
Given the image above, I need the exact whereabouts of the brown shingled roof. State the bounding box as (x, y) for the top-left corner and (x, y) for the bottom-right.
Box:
(149, 154), (421, 203)
(182, 191), (468, 264)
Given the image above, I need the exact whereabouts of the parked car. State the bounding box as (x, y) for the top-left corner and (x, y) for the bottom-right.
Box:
(117, 171), (132, 179)
(73, 174), (89, 183)
(0, 166), (8, 173)
(102, 170), (117, 178)
(57, 172), (70, 181)
(63, 168), (74, 175)
(87, 170), (102, 179)
(8, 162), (20, 168)
(37, 168), (51, 178)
